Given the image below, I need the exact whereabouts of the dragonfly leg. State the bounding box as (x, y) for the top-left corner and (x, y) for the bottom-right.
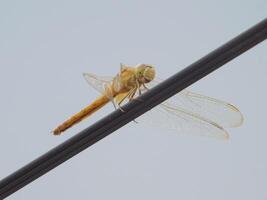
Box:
(117, 101), (126, 112)
(136, 89), (144, 102)
(118, 106), (125, 112)
(117, 94), (128, 107)
(117, 87), (137, 112)
(130, 80), (143, 102)
(126, 86), (140, 123)
(132, 83), (149, 102)
(143, 83), (149, 90)
(111, 100), (117, 110)
(128, 87), (137, 102)
(117, 92), (132, 112)
(138, 86), (142, 95)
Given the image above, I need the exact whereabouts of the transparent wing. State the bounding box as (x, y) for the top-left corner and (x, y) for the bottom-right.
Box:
(144, 79), (243, 128)
(136, 103), (229, 140)
(83, 73), (113, 95)
(170, 91), (244, 128)
(83, 72), (124, 108)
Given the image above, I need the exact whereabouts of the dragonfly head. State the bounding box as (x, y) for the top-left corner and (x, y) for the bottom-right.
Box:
(136, 64), (155, 84)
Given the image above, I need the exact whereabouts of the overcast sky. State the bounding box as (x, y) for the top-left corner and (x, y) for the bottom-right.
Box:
(0, 0), (267, 199)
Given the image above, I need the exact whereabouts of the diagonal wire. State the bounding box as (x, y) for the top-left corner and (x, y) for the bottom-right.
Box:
(0, 18), (267, 199)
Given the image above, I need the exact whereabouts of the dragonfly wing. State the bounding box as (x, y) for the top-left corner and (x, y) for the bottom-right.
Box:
(83, 73), (118, 105)
(166, 91), (243, 128)
(144, 79), (243, 128)
(83, 73), (113, 94)
(136, 104), (229, 140)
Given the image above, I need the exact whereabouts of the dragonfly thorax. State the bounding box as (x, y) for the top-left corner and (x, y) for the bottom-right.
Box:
(117, 64), (155, 92)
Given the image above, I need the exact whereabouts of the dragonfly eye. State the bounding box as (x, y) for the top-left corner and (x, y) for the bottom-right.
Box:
(143, 66), (155, 83)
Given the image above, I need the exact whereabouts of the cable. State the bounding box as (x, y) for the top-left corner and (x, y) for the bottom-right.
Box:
(1, 18), (267, 199)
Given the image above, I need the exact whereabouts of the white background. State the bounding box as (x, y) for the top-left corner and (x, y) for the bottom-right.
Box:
(0, 1), (267, 199)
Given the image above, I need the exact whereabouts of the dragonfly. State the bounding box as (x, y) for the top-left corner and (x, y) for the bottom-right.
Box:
(53, 63), (243, 139)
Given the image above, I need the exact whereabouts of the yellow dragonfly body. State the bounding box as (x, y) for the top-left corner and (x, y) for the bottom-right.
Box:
(53, 64), (155, 135)
(53, 63), (243, 139)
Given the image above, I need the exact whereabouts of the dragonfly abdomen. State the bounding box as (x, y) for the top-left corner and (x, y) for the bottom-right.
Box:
(53, 95), (110, 135)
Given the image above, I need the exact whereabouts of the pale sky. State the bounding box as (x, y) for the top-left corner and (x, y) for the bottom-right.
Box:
(0, 0), (267, 199)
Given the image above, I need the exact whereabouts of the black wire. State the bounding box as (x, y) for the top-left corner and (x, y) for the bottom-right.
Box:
(1, 18), (267, 199)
